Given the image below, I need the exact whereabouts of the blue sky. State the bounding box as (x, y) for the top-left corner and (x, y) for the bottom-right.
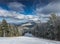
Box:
(0, 0), (60, 23)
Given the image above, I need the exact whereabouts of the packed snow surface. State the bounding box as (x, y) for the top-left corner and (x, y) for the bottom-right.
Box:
(24, 33), (34, 37)
(0, 36), (60, 44)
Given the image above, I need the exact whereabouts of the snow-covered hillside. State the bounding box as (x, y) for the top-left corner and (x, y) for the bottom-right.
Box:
(0, 36), (60, 44)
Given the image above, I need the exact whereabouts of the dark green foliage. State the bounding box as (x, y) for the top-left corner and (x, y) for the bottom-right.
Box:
(0, 19), (22, 37)
(32, 13), (60, 41)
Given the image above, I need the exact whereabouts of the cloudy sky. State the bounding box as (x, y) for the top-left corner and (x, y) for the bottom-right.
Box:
(0, 0), (59, 23)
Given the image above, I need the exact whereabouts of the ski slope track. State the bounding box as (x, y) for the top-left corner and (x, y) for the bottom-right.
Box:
(0, 36), (60, 44)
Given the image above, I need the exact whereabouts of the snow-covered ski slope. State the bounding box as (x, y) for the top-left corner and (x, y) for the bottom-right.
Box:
(0, 36), (60, 44)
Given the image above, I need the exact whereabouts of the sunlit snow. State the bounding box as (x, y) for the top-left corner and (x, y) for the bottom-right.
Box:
(0, 36), (60, 44)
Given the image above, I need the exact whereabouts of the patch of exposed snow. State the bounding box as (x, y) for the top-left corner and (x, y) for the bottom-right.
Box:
(24, 33), (34, 37)
(0, 36), (60, 44)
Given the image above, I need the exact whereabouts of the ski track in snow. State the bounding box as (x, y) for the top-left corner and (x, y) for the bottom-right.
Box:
(0, 36), (60, 44)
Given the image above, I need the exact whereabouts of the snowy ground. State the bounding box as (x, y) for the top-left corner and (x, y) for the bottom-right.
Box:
(0, 36), (60, 44)
(24, 33), (34, 37)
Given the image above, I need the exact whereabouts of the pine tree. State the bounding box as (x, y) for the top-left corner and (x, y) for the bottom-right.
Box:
(1, 19), (9, 37)
(0, 25), (2, 36)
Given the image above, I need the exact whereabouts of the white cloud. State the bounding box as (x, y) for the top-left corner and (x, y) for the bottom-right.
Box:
(26, 15), (40, 21)
(0, 7), (40, 23)
(0, 8), (15, 17)
(36, 1), (60, 14)
(0, 8), (26, 19)
(35, 1), (60, 22)
(8, 2), (25, 13)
